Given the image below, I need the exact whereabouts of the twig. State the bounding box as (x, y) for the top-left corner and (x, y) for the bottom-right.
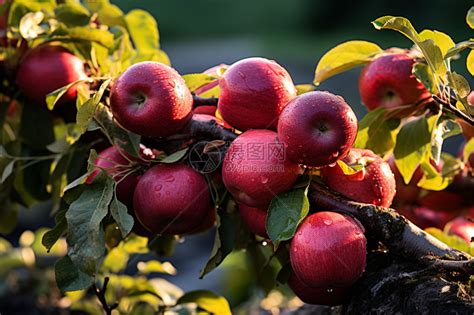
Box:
(432, 95), (474, 126)
(93, 277), (118, 315)
(192, 94), (219, 107)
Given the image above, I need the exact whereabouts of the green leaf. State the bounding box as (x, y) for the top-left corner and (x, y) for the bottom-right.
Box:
(314, 40), (382, 84)
(137, 260), (177, 275)
(266, 188), (310, 244)
(42, 208), (67, 252)
(463, 138), (474, 163)
(426, 228), (473, 255)
(94, 104), (141, 158)
(125, 9), (160, 51)
(295, 84), (316, 95)
(447, 72), (470, 99)
(393, 116), (432, 184)
(372, 16), (447, 76)
(445, 40), (474, 59)
(336, 159), (364, 175)
(50, 25), (115, 48)
(182, 73), (218, 92)
(1, 160), (14, 183)
(160, 148), (189, 164)
(418, 29), (455, 57)
(86, 0), (125, 27)
(176, 290), (231, 315)
(66, 175), (114, 274)
(55, 2), (91, 27)
(47, 79), (87, 111)
(413, 62), (437, 93)
(76, 79), (111, 134)
(102, 246), (129, 273)
(467, 50), (474, 76)
(200, 206), (235, 278)
(109, 188), (134, 238)
(354, 108), (399, 155)
(467, 6), (474, 29)
(55, 255), (93, 292)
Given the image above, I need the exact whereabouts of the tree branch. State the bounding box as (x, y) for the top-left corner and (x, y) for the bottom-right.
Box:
(93, 277), (118, 315)
(192, 94), (219, 107)
(309, 181), (473, 272)
(431, 95), (474, 126)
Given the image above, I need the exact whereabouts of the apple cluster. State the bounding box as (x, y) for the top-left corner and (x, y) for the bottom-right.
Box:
(359, 51), (474, 246)
(10, 33), (474, 304)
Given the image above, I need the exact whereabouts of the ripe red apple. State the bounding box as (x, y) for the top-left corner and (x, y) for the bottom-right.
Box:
(278, 91), (357, 167)
(287, 272), (348, 306)
(16, 45), (86, 106)
(110, 61), (193, 137)
(218, 57), (297, 131)
(445, 217), (474, 244)
(410, 206), (459, 230)
(194, 105), (217, 116)
(321, 148), (396, 207)
(359, 53), (430, 111)
(290, 212), (366, 288)
(239, 204), (268, 238)
(418, 190), (464, 212)
(133, 164), (214, 235)
(222, 129), (300, 208)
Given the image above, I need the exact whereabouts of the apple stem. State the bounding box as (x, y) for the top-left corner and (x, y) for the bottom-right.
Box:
(192, 94), (219, 107)
(309, 181), (473, 274)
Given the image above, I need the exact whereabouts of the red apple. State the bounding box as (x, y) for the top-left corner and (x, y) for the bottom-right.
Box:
(290, 212), (366, 288)
(418, 190), (464, 212)
(110, 61), (193, 137)
(287, 272), (348, 306)
(239, 204), (268, 238)
(194, 105), (217, 116)
(359, 53), (430, 111)
(133, 164), (214, 235)
(278, 91), (357, 167)
(16, 45), (86, 106)
(321, 148), (396, 207)
(222, 129), (300, 208)
(218, 57), (297, 131)
(445, 217), (474, 244)
(411, 206), (459, 230)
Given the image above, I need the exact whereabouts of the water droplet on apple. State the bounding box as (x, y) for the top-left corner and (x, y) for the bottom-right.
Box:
(238, 71), (246, 79)
(323, 219), (332, 225)
(260, 176), (269, 184)
(164, 175), (175, 182)
(154, 184), (162, 192)
(332, 151), (339, 158)
(328, 162), (337, 167)
(327, 288), (334, 293)
(297, 144), (303, 149)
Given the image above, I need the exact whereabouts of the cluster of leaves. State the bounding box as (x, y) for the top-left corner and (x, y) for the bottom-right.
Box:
(0, 0), (235, 312)
(314, 12), (474, 191)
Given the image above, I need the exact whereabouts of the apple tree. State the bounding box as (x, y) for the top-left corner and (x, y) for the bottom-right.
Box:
(0, 0), (473, 313)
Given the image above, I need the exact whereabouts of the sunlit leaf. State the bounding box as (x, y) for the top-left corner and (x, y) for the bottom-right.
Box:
(467, 6), (474, 29)
(467, 50), (474, 76)
(314, 40), (382, 84)
(182, 73), (218, 92)
(176, 290), (231, 315)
